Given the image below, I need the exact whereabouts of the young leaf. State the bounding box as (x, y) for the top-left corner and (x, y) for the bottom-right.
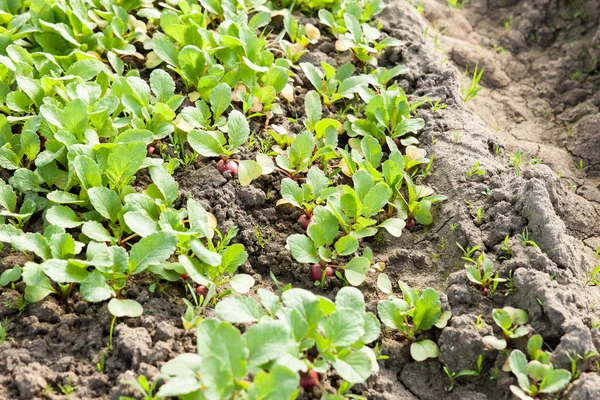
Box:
(410, 339), (440, 362)
(129, 231), (178, 274)
(108, 298), (143, 317)
(287, 234), (319, 264)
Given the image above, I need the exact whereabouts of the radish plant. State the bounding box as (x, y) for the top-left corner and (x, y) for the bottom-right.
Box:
(482, 307), (530, 350)
(187, 110), (273, 185)
(377, 278), (451, 361)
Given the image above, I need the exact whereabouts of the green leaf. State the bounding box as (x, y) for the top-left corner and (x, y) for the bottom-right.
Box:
(157, 376), (202, 398)
(153, 35), (179, 66)
(20, 129), (40, 161)
(307, 206), (339, 247)
(108, 298), (143, 317)
(149, 165), (179, 206)
(305, 90), (322, 132)
(190, 239), (222, 266)
(82, 221), (113, 242)
(539, 369), (572, 393)
(0, 265), (22, 286)
(335, 287), (366, 312)
(248, 366), (299, 400)
(80, 270), (113, 302)
(282, 288), (322, 330)
(105, 142), (146, 189)
(299, 63), (323, 91)
(123, 212), (159, 238)
(412, 288), (441, 331)
(210, 83), (232, 120)
(334, 235), (359, 256)
(414, 200), (433, 225)
(287, 234), (319, 263)
(73, 155), (102, 190)
(482, 335), (507, 350)
(198, 356), (235, 399)
(324, 309), (365, 347)
(41, 259), (87, 283)
(196, 318), (248, 380)
(378, 218), (405, 237)
(178, 255), (210, 286)
(46, 205), (82, 228)
(376, 273), (393, 294)
(362, 182), (391, 218)
(280, 178), (304, 207)
(246, 320), (292, 366)
(410, 339), (440, 362)
(188, 130), (226, 157)
(230, 274), (254, 294)
(22, 262), (56, 302)
(238, 160), (262, 186)
(129, 231), (178, 274)
(227, 110), (250, 149)
(509, 350), (532, 392)
(88, 187), (122, 222)
(344, 257), (370, 286)
(377, 299), (408, 331)
(215, 296), (266, 323)
(331, 350), (373, 384)
(150, 69), (176, 102)
(289, 131), (314, 170)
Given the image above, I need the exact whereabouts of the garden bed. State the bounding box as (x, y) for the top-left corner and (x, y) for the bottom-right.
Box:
(0, 0), (599, 399)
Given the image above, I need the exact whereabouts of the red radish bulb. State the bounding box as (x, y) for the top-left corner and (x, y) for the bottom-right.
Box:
(298, 214), (311, 230)
(299, 370), (320, 389)
(148, 146), (155, 155)
(180, 273), (189, 280)
(225, 160), (238, 174)
(405, 218), (416, 230)
(311, 264), (333, 281)
(196, 285), (208, 299)
(217, 160), (238, 175)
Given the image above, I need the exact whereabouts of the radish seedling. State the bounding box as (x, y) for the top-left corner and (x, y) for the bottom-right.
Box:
(188, 110), (273, 185)
(508, 347), (571, 400)
(377, 278), (450, 361)
(465, 254), (506, 296)
(300, 61), (367, 105)
(482, 307), (530, 350)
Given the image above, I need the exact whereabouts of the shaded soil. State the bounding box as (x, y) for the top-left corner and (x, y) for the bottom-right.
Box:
(1, 0), (600, 399)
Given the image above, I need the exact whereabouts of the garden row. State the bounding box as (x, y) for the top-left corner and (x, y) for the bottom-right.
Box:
(0, 0), (578, 398)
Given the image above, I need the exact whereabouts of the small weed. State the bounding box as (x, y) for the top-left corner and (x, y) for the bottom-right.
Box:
(505, 270), (516, 296)
(58, 378), (77, 398)
(570, 71), (583, 81)
(474, 315), (485, 329)
(508, 149), (530, 175)
(456, 242), (481, 264)
(503, 15), (513, 31)
(451, 129), (462, 142)
(500, 236), (511, 259)
(584, 265), (600, 287)
(3, 295), (27, 316)
(443, 355), (482, 391)
(450, 223), (458, 232)
(448, 0), (467, 9)
(96, 352), (106, 373)
(462, 63), (484, 102)
(0, 318), (13, 344)
(516, 228), (539, 249)
(466, 161), (485, 178)
(493, 45), (506, 56)
(426, 97), (447, 112)
(577, 159), (591, 172)
(121, 375), (160, 400)
(475, 208), (484, 225)
(253, 224), (273, 249)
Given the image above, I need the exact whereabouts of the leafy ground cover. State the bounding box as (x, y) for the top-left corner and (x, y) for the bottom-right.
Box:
(0, 0), (600, 399)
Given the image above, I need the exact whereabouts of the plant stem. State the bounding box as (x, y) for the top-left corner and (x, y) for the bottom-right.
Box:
(109, 316), (117, 351)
